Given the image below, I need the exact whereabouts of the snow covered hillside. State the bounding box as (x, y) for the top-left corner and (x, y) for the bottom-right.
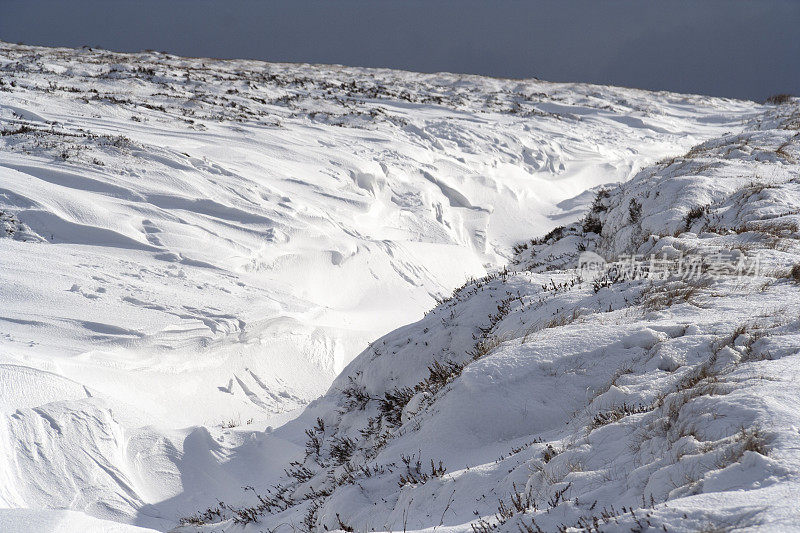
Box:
(0, 41), (783, 531)
(180, 101), (800, 532)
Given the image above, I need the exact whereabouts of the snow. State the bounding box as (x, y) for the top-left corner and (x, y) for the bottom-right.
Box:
(172, 105), (800, 532)
(1, 41), (796, 532)
(0, 508), (160, 533)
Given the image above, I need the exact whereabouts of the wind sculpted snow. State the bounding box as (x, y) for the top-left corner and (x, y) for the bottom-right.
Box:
(178, 101), (800, 532)
(0, 42), (777, 531)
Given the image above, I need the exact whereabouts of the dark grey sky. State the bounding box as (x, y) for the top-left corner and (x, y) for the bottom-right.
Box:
(1, 0), (798, 102)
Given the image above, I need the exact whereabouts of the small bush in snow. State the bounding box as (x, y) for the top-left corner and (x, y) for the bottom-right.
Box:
(467, 335), (503, 359)
(285, 461), (314, 483)
(304, 417), (325, 457)
(530, 225), (566, 246)
(378, 387), (415, 426)
(420, 359), (465, 394)
(398, 454), (446, 486)
(590, 403), (652, 429)
(738, 426), (768, 455)
(582, 214), (603, 235)
(765, 93), (793, 105)
(791, 263), (800, 283)
(684, 204), (708, 230)
(335, 513), (355, 532)
(330, 436), (357, 465)
(340, 375), (371, 411)
(541, 443), (562, 463)
(628, 198), (643, 223)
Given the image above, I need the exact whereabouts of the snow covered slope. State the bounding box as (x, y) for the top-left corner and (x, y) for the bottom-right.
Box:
(178, 102), (800, 532)
(0, 41), (773, 531)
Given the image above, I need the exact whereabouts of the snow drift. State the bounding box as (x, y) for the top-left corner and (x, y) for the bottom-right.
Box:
(2, 41), (794, 531)
(178, 102), (800, 532)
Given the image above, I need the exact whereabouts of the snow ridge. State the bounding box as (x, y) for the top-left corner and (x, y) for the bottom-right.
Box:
(182, 101), (800, 532)
(0, 41), (784, 532)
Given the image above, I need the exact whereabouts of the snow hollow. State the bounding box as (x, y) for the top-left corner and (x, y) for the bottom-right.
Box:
(3, 42), (794, 532)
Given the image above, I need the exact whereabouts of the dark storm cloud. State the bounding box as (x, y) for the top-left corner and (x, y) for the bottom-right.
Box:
(1, 0), (798, 101)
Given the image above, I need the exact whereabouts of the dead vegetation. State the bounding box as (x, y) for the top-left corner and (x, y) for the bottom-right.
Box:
(590, 403), (652, 429)
(640, 278), (708, 312)
(790, 263), (800, 283)
(168, 75), (799, 531)
(765, 93), (794, 105)
(398, 454), (446, 486)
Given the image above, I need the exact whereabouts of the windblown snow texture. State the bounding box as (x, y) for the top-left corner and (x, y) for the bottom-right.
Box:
(3, 42), (796, 532)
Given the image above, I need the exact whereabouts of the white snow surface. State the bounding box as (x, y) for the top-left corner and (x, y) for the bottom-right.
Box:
(1, 42), (795, 532)
(178, 103), (800, 533)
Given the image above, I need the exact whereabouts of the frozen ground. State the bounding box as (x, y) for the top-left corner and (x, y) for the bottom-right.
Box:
(1, 42), (791, 531)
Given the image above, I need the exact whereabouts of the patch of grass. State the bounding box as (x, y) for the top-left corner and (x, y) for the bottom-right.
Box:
(420, 359), (466, 394)
(714, 427), (769, 471)
(468, 334), (503, 359)
(285, 461), (314, 483)
(641, 279), (706, 312)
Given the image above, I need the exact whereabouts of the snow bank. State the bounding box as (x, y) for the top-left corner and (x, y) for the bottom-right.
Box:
(181, 100), (800, 532)
(0, 40), (779, 531)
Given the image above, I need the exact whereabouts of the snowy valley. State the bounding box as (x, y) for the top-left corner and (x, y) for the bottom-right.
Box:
(0, 42), (797, 532)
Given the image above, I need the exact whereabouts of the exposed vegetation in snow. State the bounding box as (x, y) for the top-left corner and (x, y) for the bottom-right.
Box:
(180, 100), (800, 533)
(2, 41), (795, 532)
